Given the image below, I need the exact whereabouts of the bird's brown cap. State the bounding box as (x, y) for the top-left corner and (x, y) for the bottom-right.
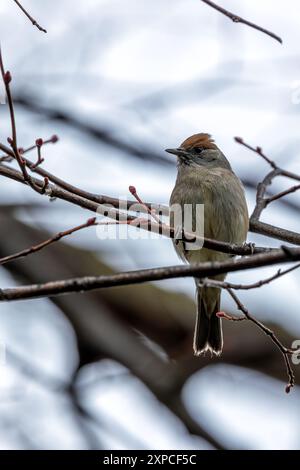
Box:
(180, 133), (217, 150)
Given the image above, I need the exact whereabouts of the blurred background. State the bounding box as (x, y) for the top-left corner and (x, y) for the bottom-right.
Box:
(0, 0), (300, 450)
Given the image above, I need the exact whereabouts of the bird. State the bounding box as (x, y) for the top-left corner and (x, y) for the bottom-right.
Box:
(166, 133), (248, 356)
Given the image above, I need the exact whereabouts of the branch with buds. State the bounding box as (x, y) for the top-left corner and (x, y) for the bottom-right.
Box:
(201, 277), (300, 393)
(224, 289), (297, 394)
(0, 48), (49, 195)
(235, 137), (300, 245)
(0, 218), (97, 266)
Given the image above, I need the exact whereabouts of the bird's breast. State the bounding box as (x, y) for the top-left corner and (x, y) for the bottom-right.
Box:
(169, 167), (248, 250)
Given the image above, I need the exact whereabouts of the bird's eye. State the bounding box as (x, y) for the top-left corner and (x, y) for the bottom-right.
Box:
(193, 147), (204, 154)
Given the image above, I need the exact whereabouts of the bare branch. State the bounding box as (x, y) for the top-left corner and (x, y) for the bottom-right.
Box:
(235, 137), (300, 246)
(0, 218), (97, 266)
(200, 263), (300, 290)
(235, 137), (300, 182)
(200, 0), (282, 44)
(266, 184), (300, 205)
(12, 0), (47, 33)
(235, 137), (277, 169)
(0, 48), (44, 194)
(1, 246), (300, 302)
(226, 289), (296, 393)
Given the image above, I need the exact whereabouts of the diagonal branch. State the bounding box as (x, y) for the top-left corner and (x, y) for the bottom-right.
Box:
(265, 184), (300, 205)
(200, 0), (282, 44)
(225, 289), (296, 393)
(0, 217), (97, 266)
(235, 137), (300, 245)
(12, 0), (47, 33)
(199, 263), (300, 290)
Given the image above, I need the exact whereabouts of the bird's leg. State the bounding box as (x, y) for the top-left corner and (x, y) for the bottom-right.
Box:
(174, 225), (183, 246)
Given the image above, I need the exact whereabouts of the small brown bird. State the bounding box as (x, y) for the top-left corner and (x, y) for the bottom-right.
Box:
(166, 133), (248, 356)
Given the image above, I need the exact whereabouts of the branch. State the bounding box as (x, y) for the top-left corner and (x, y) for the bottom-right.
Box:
(265, 184), (300, 205)
(1, 80), (298, 249)
(12, 0), (47, 33)
(235, 138), (300, 182)
(1, 70), (299, 253)
(225, 289), (296, 393)
(235, 137), (300, 246)
(1, 246), (300, 302)
(0, 163), (273, 257)
(200, 0), (282, 44)
(129, 185), (162, 225)
(0, 48), (46, 195)
(3, 132), (300, 247)
(0, 217), (97, 266)
(199, 263), (300, 290)
(0, 138), (169, 216)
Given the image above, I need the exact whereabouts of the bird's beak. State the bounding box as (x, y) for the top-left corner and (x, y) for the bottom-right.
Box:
(165, 148), (188, 158)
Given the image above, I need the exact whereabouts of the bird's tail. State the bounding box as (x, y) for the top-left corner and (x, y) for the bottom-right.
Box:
(193, 284), (223, 356)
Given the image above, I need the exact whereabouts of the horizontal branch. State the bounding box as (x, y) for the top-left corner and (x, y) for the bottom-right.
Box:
(1, 246), (300, 302)
(250, 219), (300, 245)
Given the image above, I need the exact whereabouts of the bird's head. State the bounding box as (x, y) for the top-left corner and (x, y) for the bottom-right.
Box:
(165, 133), (231, 170)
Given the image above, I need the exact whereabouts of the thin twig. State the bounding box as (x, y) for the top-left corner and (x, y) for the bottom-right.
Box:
(216, 311), (245, 322)
(235, 137), (300, 246)
(0, 48), (43, 194)
(11, 134), (58, 159)
(0, 213), (152, 267)
(1, 138), (170, 216)
(235, 137), (277, 169)
(12, 0), (47, 33)
(129, 185), (162, 225)
(200, 263), (300, 290)
(0, 218), (97, 266)
(226, 289), (295, 393)
(235, 137), (300, 182)
(200, 0), (282, 44)
(266, 184), (300, 205)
